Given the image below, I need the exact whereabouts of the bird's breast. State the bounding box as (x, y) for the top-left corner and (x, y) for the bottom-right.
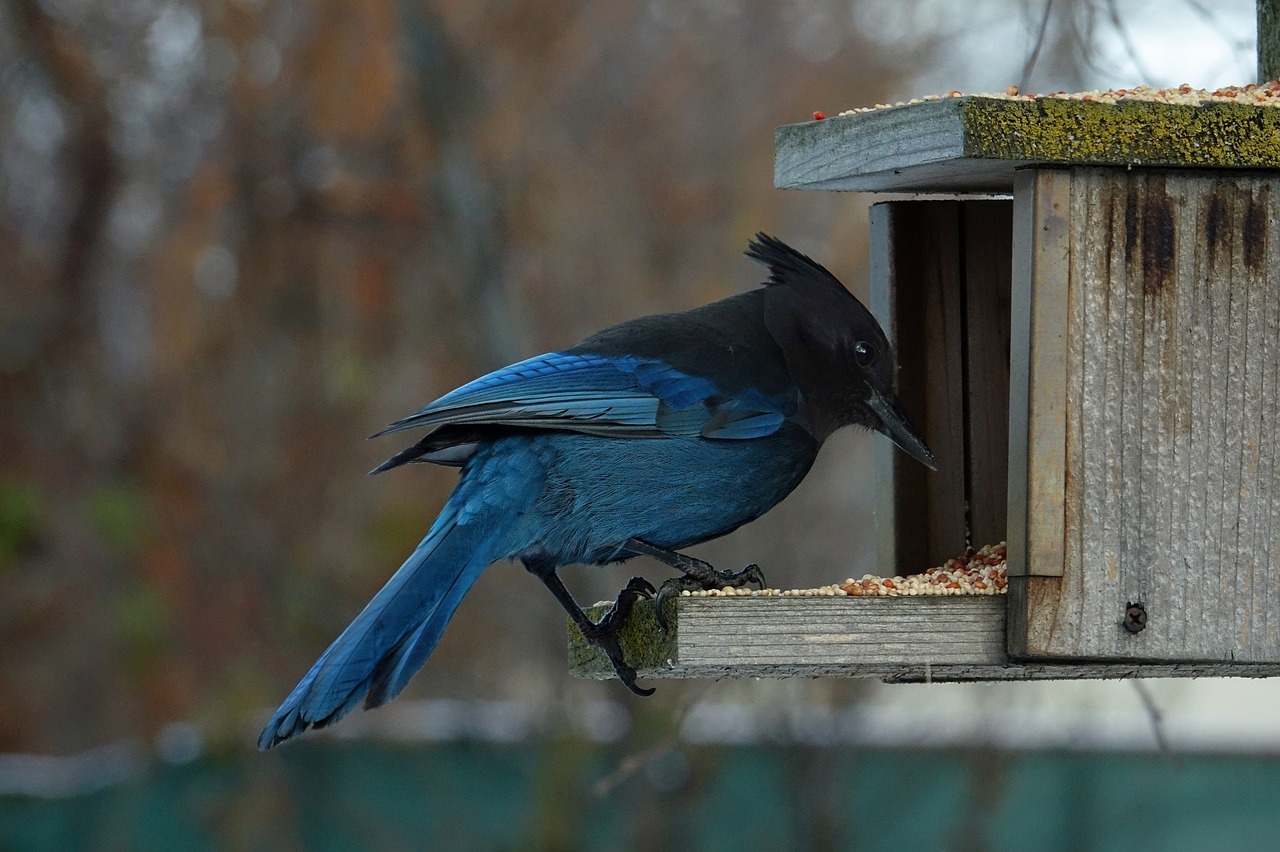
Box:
(492, 426), (818, 566)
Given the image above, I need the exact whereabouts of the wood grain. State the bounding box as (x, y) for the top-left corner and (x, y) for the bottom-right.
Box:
(1005, 166), (1072, 686)
(962, 202), (1014, 547)
(675, 597), (1005, 666)
(1017, 168), (1280, 662)
(1007, 169), (1072, 588)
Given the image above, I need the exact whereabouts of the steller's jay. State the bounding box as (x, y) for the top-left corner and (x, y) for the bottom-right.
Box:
(258, 234), (935, 749)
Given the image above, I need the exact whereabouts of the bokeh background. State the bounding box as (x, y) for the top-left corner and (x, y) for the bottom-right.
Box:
(2, 0), (1276, 849)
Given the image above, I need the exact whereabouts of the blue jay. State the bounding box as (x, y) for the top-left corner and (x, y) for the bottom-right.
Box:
(258, 234), (934, 749)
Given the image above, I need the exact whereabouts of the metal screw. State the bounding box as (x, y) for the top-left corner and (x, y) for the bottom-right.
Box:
(1123, 602), (1147, 634)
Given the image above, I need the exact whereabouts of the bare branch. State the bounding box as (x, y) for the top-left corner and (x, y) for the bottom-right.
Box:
(1131, 680), (1180, 770)
(1105, 0), (1154, 81)
(1020, 0), (1055, 92)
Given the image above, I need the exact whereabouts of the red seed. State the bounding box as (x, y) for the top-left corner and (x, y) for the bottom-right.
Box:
(812, 111), (826, 120)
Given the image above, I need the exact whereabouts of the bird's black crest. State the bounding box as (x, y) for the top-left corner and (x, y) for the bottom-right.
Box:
(744, 233), (845, 293)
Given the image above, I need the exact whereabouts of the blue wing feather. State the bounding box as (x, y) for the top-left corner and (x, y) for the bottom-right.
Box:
(702, 410), (787, 439)
(374, 351), (794, 441)
(631, 361), (719, 410)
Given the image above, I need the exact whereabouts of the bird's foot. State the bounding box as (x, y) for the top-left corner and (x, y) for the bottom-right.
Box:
(580, 576), (656, 697)
(617, 539), (767, 632)
(654, 563), (767, 632)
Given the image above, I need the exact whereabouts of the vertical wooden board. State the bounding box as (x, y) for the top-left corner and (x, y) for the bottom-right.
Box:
(870, 205), (901, 575)
(1006, 184), (1032, 587)
(1260, 0), (1280, 83)
(870, 202), (969, 574)
(1007, 170), (1072, 579)
(1058, 171), (1155, 655)
(1265, 201), (1280, 652)
(1257, 195), (1280, 653)
(1029, 168), (1280, 662)
(1007, 169), (1072, 657)
(914, 207), (971, 565)
(962, 202), (1013, 548)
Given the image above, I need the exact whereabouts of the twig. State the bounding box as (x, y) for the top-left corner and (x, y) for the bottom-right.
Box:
(1020, 0), (1055, 92)
(1105, 0), (1154, 81)
(1131, 679), (1180, 770)
(591, 683), (708, 797)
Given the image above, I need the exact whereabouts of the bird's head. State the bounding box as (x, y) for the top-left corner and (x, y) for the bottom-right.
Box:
(748, 233), (936, 470)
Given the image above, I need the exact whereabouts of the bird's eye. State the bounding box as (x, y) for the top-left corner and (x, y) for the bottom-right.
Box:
(853, 341), (876, 367)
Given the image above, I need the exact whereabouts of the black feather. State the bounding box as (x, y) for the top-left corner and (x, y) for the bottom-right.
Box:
(744, 233), (845, 293)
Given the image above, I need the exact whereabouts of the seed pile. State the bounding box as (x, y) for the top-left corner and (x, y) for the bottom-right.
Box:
(829, 81), (1280, 118)
(680, 542), (1008, 598)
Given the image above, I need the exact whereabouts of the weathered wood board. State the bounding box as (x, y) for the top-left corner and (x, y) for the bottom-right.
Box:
(775, 96), (1280, 193)
(568, 597), (1280, 681)
(1006, 169), (1071, 584)
(1008, 167), (1280, 663)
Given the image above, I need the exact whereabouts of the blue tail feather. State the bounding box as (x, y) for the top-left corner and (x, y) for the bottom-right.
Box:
(257, 492), (509, 750)
(364, 535), (494, 707)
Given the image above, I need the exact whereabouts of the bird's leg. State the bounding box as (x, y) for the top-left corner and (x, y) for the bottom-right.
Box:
(523, 558), (656, 697)
(622, 538), (767, 631)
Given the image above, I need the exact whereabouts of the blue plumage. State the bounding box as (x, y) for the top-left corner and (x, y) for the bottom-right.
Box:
(258, 234), (935, 749)
(372, 351), (788, 441)
(258, 446), (537, 745)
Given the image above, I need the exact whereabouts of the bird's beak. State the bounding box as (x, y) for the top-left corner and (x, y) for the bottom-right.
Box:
(867, 389), (937, 471)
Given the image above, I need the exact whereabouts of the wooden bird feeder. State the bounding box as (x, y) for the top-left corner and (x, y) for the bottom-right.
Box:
(570, 90), (1280, 684)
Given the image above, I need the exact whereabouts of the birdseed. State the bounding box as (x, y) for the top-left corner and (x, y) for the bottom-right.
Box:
(679, 542), (1008, 598)
(825, 81), (1280, 118)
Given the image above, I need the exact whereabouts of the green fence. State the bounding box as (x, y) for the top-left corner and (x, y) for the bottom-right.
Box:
(4, 742), (1279, 851)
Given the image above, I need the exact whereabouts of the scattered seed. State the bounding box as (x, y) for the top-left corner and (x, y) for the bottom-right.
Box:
(832, 81), (1280, 119)
(676, 543), (1008, 599)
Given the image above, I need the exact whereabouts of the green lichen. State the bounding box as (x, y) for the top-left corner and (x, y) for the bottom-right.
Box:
(959, 96), (1280, 167)
(567, 599), (678, 679)
(773, 117), (838, 154)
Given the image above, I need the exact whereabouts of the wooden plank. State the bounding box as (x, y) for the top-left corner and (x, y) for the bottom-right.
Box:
(1007, 170), (1071, 584)
(775, 97), (1280, 194)
(870, 203), (968, 572)
(962, 202), (1014, 547)
(1022, 168), (1280, 662)
(567, 598), (1280, 681)
(1006, 169), (1071, 659)
(676, 598), (1005, 666)
(1261, 0), (1280, 83)
(869, 205), (903, 574)
(570, 596), (1006, 677)
(778, 100), (973, 193)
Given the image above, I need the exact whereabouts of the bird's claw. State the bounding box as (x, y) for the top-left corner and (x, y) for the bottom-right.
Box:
(654, 562), (768, 632)
(581, 576), (656, 697)
(654, 576), (703, 631)
(613, 659), (655, 697)
(736, 563), (768, 590)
